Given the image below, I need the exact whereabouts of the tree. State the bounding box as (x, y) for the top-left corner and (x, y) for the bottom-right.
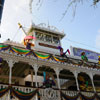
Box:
(60, 0), (100, 20)
(29, 0), (100, 20)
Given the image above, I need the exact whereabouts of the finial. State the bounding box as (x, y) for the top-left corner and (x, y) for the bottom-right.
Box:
(18, 23), (22, 28)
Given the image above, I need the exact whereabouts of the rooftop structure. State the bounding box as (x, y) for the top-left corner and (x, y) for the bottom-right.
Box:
(20, 23), (65, 55)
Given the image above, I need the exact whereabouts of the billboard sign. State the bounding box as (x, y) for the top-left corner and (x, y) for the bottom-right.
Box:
(72, 47), (100, 61)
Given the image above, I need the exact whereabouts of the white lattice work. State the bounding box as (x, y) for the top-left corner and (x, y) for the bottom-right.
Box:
(39, 88), (61, 100)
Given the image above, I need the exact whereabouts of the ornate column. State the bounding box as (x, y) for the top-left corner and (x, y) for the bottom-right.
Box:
(72, 70), (80, 91)
(32, 64), (39, 87)
(7, 59), (15, 84)
(54, 68), (61, 89)
(88, 72), (96, 92)
(30, 67), (33, 86)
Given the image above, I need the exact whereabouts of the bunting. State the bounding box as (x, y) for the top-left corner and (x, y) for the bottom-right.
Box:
(0, 86), (100, 100)
(52, 56), (66, 63)
(0, 87), (9, 97)
(10, 47), (32, 55)
(11, 88), (39, 100)
(61, 91), (79, 100)
(60, 91), (100, 100)
(80, 93), (95, 100)
(0, 44), (99, 68)
(34, 52), (51, 60)
(0, 44), (9, 51)
(0, 86), (40, 100)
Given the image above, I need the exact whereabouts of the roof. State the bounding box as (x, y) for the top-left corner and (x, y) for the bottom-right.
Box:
(31, 24), (66, 39)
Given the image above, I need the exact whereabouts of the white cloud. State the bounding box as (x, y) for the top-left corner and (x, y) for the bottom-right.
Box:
(0, 0), (32, 42)
(96, 30), (100, 48)
(13, 0), (29, 12)
(0, 0), (43, 43)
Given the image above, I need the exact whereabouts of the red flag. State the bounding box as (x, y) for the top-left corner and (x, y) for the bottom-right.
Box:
(67, 49), (70, 55)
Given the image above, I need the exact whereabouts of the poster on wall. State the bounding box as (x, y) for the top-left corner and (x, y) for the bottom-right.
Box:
(71, 47), (100, 61)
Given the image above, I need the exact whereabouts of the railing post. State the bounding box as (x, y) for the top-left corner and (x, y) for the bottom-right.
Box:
(30, 67), (34, 87)
(73, 70), (80, 91)
(32, 64), (39, 87)
(88, 72), (96, 92)
(7, 59), (15, 100)
(7, 59), (15, 85)
(54, 68), (61, 89)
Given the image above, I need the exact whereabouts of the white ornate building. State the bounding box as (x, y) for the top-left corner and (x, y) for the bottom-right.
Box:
(0, 24), (100, 100)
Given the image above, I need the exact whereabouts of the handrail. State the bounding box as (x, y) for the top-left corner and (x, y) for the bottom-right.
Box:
(0, 83), (98, 93)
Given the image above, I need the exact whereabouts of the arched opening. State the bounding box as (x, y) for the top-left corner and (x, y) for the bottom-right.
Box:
(12, 61), (32, 86)
(38, 66), (57, 88)
(78, 72), (93, 91)
(0, 59), (9, 84)
(93, 74), (100, 92)
(59, 69), (77, 90)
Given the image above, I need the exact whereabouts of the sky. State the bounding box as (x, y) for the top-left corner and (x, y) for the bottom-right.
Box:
(0, 0), (100, 53)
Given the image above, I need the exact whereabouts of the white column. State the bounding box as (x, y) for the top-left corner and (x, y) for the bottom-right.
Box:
(73, 71), (80, 91)
(54, 68), (60, 89)
(30, 68), (33, 86)
(32, 64), (39, 87)
(7, 59), (14, 84)
(88, 72), (96, 92)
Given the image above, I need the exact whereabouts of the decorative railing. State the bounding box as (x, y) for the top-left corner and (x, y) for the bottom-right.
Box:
(0, 84), (100, 100)
(39, 88), (60, 100)
(0, 43), (99, 70)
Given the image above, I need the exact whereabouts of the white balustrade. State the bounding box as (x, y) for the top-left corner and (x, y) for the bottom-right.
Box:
(39, 88), (60, 100)
(81, 91), (94, 97)
(62, 90), (78, 96)
(0, 84), (8, 89)
(0, 84), (99, 100)
(12, 85), (35, 93)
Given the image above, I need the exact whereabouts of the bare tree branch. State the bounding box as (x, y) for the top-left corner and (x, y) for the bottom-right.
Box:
(60, 0), (85, 21)
(37, 0), (44, 10)
(29, 0), (100, 21)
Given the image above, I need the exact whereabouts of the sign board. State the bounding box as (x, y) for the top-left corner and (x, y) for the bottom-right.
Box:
(71, 47), (100, 61)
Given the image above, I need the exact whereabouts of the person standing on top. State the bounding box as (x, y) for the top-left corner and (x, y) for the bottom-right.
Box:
(81, 52), (88, 62)
(58, 46), (70, 58)
(24, 36), (35, 50)
(24, 39), (34, 50)
(43, 73), (55, 88)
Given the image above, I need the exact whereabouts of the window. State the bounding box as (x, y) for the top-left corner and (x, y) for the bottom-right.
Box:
(53, 36), (60, 44)
(45, 34), (52, 43)
(36, 32), (60, 44)
(36, 32), (44, 41)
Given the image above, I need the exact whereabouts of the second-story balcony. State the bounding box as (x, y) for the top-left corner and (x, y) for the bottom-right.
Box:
(0, 43), (100, 99)
(0, 83), (100, 100)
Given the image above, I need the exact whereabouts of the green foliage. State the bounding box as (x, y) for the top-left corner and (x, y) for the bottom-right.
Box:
(60, 0), (100, 21)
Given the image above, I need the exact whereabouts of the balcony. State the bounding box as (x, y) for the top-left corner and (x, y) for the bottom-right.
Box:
(0, 43), (100, 100)
(0, 83), (99, 100)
